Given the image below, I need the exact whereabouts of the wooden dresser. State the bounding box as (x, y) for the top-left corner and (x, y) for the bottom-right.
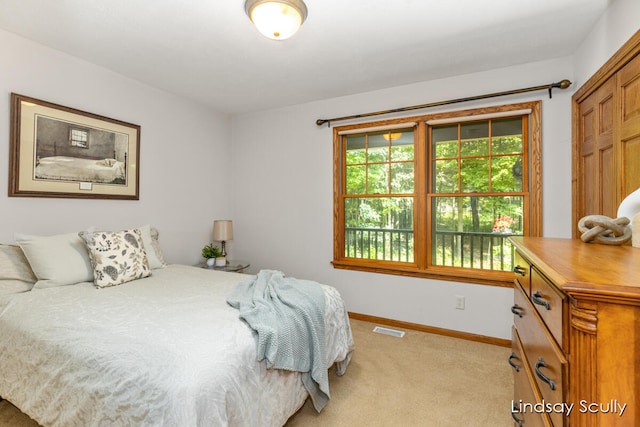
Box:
(509, 237), (640, 427)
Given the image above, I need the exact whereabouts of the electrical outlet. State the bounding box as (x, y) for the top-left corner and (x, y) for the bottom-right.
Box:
(455, 295), (465, 310)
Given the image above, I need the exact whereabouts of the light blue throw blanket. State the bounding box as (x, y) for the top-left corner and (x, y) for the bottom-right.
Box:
(227, 270), (329, 412)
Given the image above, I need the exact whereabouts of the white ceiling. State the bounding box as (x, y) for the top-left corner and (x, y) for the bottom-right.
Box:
(0, 0), (610, 114)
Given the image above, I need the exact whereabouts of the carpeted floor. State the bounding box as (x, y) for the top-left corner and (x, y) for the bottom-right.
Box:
(0, 319), (513, 427)
(0, 400), (39, 427)
(286, 319), (513, 426)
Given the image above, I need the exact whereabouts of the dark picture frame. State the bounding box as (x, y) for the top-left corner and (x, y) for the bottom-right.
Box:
(9, 93), (140, 200)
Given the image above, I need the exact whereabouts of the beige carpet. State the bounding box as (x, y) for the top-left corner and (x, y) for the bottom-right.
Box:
(286, 319), (512, 426)
(0, 319), (513, 427)
(0, 400), (39, 427)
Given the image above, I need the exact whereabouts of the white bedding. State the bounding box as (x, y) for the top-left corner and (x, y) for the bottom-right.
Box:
(35, 155), (125, 183)
(0, 265), (354, 427)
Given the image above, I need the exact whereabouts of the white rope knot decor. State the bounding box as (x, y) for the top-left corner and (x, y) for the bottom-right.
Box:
(578, 215), (632, 245)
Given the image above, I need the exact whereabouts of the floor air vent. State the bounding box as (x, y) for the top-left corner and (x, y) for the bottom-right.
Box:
(372, 326), (405, 338)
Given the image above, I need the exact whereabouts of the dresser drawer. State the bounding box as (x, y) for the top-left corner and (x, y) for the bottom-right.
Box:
(530, 266), (567, 349)
(511, 327), (552, 427)
(512, 281), (533, 324)
(515, 286), (567, 427)
(513, 251), (531, 296)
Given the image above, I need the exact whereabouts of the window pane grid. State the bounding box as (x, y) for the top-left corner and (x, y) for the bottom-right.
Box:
(344, 196), (414, 262)
(334, 106), (538, 282)
(345, 130), (414, 196)
(344, 224), (414, 262)
(431, 195), (523, 271)
(432, 231), (516, 270)
(432, 118), (524, 195)
(343, 128), (415, 263)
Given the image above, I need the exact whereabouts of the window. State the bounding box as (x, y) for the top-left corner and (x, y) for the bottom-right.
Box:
(70, 128), (88, 148)
(333, 102), (541, 286)
(344, 128), (415, 262)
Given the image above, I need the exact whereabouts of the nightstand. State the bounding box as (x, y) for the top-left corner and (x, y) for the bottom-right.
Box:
(201, 260), (250, 273)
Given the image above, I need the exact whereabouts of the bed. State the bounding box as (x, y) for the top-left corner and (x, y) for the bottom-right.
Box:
(35, 155), (126, 183)
(0, 227), (354, 427)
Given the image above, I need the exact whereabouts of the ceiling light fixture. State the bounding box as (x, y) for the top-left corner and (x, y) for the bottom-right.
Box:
(383, 132), (403, 142)
(245, 0), (308, 41)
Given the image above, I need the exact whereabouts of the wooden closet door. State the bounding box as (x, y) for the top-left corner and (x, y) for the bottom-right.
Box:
(576, 77), (616, 221)
(572, 30), (640, 237)
(617, 54), (640, 199)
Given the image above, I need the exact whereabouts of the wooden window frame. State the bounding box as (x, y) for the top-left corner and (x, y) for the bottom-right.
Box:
(332, 101), (542, 287)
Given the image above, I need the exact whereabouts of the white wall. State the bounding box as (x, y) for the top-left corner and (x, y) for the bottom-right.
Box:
(0, 29), (232, 265)
(231, 57), (574, 341)
(573, 0), (640, 88)
(230, 0), (639, 340)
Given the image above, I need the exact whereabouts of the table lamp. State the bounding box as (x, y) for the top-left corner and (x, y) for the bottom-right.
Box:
(213, 220), (233, 259)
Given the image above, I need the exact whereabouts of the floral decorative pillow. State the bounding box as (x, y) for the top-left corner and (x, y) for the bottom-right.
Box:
(79, 229), (151, 288)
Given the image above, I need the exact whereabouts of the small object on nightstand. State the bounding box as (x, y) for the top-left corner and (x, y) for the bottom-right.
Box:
(202, 243), (222, 267)
(202, 260), (250, 273)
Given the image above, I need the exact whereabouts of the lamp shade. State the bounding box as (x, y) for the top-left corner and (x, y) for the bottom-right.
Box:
(213, 220), (233, 241)
(245, 0), (308, 41)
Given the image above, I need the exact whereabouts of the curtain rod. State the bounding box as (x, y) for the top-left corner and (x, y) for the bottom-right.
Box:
(315, 79), (571, 127)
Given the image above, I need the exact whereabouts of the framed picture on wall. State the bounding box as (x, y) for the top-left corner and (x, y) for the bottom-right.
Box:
(8, 93), (140, 200)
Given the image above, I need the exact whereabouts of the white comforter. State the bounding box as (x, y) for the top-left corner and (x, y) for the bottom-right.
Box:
(0, 265), (354, 427)
(35, 156), (125, 183)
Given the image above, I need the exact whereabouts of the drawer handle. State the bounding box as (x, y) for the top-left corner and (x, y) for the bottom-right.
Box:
(511, 304), (524, 318)
(511, 403), (524, 427)
(508, 352), (520, 372)
(535, 357), (556, 390)
(513, 266), (527, 277)
(532, 291), (551, 310)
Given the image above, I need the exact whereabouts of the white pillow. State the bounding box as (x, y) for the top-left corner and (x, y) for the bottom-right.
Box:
(79, 229), (151, 288)
(17, 233), (94, 289)
(0, 244), (37, 295)
(0, 280), (33, 295)
(136, 224), (166, 269)
(14, 226), (96, 243)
